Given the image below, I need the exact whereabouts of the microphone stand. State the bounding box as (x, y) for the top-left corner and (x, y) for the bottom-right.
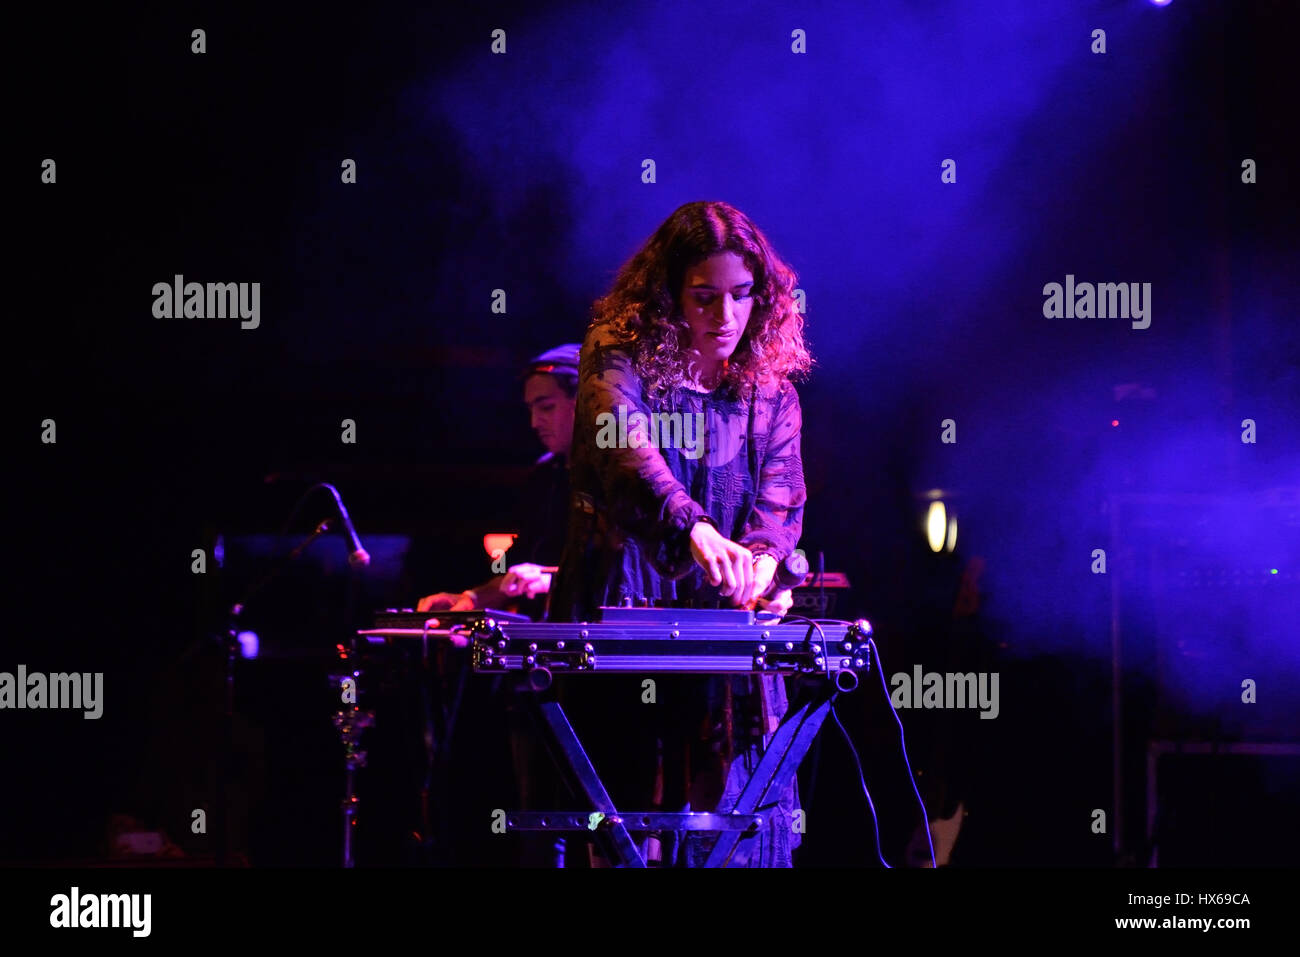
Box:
(335, 530), (372, 868)
(259, 481), (372, 867)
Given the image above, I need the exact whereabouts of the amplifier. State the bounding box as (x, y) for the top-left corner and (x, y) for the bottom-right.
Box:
(790, 571), (851, 616)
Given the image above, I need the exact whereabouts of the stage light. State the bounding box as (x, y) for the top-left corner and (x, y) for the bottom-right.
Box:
(1149, 0), (1172, 7)
(946, 515), (958, 553)
(1111, 419), (1119, 427)
(483, 533), (518, 559)
(926, 501), (947, 553)
(236, 631), (259, 659)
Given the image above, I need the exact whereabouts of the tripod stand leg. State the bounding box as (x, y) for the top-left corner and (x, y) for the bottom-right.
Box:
(532, 699), (646, 868)
(703, 680), (837, 868)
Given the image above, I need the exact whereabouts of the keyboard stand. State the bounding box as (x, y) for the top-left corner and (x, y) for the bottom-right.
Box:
(511, 677), (843, 867)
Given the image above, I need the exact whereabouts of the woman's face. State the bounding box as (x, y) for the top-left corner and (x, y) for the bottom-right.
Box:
(679, 250), (756, 368)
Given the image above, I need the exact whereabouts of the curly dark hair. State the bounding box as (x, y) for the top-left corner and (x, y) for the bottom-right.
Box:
(591, 201), (813, 396)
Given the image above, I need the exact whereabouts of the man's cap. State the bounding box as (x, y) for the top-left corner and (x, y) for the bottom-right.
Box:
(524, 343), (581, 377)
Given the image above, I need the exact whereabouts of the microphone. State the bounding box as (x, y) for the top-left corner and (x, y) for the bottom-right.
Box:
(773, 550), (809, 590)
(321, 483), (370, 567)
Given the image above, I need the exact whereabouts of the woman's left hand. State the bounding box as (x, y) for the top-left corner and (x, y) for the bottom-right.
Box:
(755, 588), (794, 618)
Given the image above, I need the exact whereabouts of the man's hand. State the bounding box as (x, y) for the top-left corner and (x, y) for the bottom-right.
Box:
(416, 591), (476, 612)
(689, 521), (754, 603)
(500, 563), (552, 599)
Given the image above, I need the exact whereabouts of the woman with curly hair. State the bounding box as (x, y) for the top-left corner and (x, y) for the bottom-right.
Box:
(548, 200), (812, 867)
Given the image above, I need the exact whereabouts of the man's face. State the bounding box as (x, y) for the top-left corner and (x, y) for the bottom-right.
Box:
(524, 374), (576, 456)
(679, 250), (756, 367)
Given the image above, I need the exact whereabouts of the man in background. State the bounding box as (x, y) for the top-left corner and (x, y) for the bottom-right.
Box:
(417, 343), (578, 619)
(416, 344), (579, 866)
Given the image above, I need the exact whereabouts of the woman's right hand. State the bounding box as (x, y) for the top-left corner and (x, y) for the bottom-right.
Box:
(689, 520), (754, 603)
